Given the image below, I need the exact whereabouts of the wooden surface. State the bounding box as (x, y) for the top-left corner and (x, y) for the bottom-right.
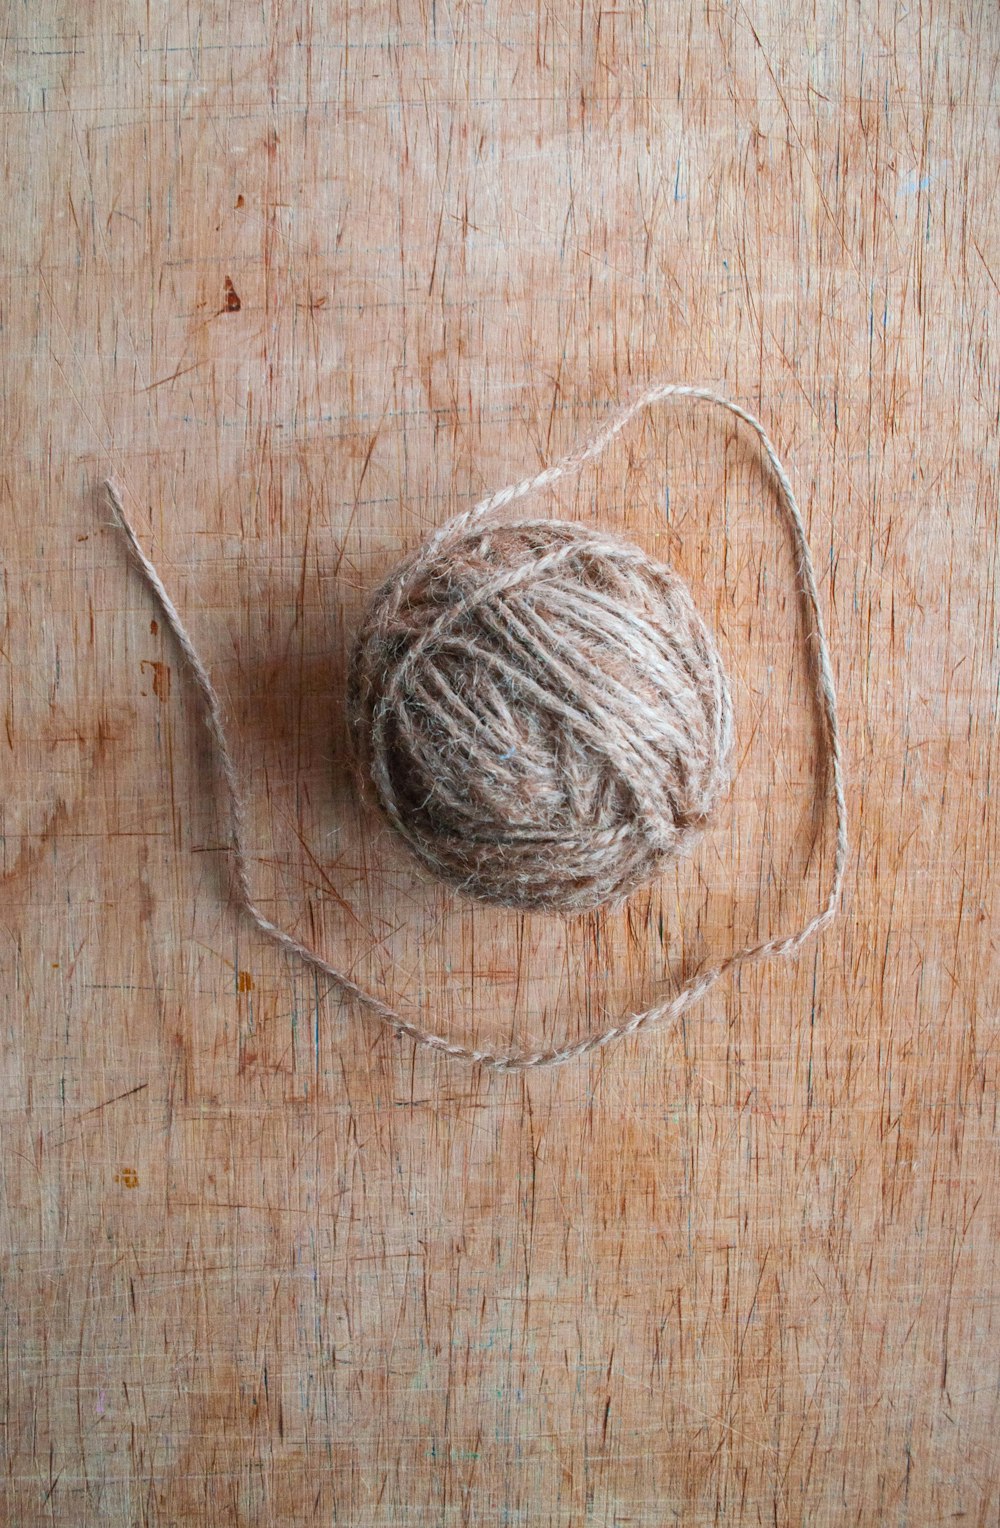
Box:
(2, 2), (998, 1523)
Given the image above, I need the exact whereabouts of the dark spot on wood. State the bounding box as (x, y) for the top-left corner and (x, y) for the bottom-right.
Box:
(140, 659), (171, 701)
(223, 276), (242, 312)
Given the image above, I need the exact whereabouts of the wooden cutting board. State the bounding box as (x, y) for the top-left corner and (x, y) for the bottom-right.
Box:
(2, 2), (997, 1522)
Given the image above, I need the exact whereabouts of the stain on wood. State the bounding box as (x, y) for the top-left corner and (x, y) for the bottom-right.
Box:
(1, 2), (997, 1524)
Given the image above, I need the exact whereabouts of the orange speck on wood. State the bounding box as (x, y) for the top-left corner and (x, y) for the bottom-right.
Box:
(139, 660), (171, 702)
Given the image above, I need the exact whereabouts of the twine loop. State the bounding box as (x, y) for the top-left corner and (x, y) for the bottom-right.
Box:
(105, 383), (847, 1072)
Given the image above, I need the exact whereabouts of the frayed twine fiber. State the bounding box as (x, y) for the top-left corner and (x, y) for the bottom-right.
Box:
(105, 383), (847, 1072)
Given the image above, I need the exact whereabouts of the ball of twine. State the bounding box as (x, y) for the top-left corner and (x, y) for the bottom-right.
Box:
(348, 518), (733, 912)
(105, 382), (847, 1072)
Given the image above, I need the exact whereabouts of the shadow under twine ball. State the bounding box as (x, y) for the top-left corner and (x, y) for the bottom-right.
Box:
(348, 518), (734, 913)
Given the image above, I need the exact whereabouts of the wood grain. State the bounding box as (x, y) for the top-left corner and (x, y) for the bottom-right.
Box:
(2, 1), (998, 1522)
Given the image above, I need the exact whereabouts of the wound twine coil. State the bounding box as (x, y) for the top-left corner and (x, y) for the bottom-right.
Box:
(105, 382), (847, 1072)
(349, 518), (734, 912)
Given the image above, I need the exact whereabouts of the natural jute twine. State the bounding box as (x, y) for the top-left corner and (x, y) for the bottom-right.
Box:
(106, 383), (847, 1072)
(350, 517), (734, 912)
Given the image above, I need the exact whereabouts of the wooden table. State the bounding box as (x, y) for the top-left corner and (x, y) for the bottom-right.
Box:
(3, 3), (998, 1522)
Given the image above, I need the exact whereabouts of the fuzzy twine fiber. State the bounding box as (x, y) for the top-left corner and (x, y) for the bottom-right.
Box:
(348, 518), (733, 912)
(105, 383), (846, 1071)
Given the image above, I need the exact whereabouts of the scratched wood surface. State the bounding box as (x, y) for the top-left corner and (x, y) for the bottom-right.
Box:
(2, 2), (998, 1523)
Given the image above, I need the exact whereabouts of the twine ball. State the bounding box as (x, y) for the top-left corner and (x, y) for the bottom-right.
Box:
(348, 517), (734, 913)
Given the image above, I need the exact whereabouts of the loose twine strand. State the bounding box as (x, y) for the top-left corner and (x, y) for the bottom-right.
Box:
(105, 383), (847, 1073)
